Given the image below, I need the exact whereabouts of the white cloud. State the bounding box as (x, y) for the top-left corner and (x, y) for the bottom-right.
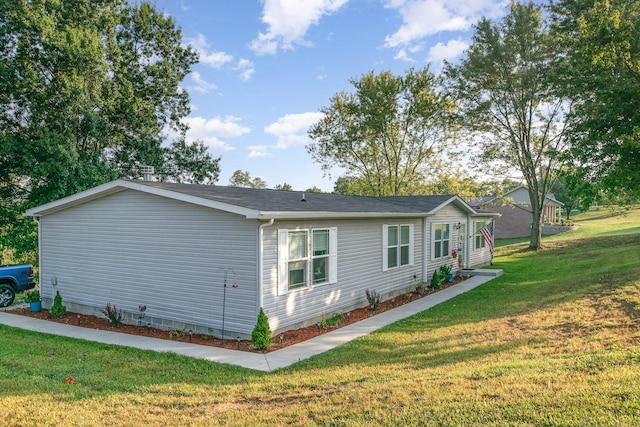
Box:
(249, 0), (349, 55)
(394, 48), (415, 62)
(383, 0), (469, 48)
(250, 112), (324, 157)
(248, 145), (271, 158)
(383, 0), (507, 60)
(236, 58), (255, 81)
(428, 38), (468, 63)
(176, 116), (251, 153)
(186, 34), (233, 68)
(264, 112), (324, 148)
(188, 71), (217, 93)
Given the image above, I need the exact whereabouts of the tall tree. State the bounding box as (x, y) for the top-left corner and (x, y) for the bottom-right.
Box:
(444, 1), (571, 249)
(273, 183), (293, 191)
(550, 0), (640, 204)
(160, 140), (220, 185)
(308, 68), (457, 196)
(0, 0), (206, 261)
(228, 170), (267, 189)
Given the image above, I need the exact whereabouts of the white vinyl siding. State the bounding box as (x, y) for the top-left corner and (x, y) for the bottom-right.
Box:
(382, 224), (414, 272)
(277, 227), (337, 295)
(264, 218), (423, 333)
(37, 190), (259, 337)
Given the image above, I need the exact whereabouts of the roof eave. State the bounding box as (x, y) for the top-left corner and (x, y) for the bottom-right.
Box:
(429, 195), (479, 215)
(250, 211), (435, 220)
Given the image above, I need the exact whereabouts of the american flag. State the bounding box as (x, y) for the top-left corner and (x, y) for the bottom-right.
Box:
(480, 220), (494, 254)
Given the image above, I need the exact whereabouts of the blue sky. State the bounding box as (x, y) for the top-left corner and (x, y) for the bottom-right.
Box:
(157, 0), (512, 191)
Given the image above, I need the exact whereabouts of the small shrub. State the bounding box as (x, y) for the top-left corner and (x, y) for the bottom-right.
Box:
(50, 290), (66, 318)
(18, 290), (40, 303)
(416, 282), (426, 294)
(321, 312), (344, 328)
(439, 264), (452, 276)
(365, 289), (380, 310)
(252, 307), (271, 350)
(99, 303), (123, 327)
(430, 270), (442, 289)
(169, 325), (189, 340)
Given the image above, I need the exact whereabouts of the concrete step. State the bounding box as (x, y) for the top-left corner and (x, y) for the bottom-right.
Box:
(460, 268), (503, 277)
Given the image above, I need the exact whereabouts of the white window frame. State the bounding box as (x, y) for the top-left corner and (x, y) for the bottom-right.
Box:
(475, 221), (486, 250)
(382, 224), (414, 272)
(278, 227), (337, 295)
(431, 223), (451, 260)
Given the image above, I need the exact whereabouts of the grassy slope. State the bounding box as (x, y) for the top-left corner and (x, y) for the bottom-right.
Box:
(1, 210), (639, 426)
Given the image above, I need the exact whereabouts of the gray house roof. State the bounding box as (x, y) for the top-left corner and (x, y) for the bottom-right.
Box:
(25, 179), (489, 220)
(468, 186), (563, 208)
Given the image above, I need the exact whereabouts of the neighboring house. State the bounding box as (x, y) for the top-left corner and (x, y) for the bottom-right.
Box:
(25, 179), (497, 339)
(469, 186), (563, 239)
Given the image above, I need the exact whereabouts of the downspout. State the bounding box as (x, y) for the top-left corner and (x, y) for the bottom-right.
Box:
(258, 218), (275, 312)
(34, 217), (43, 296)
(466, 216), (471, 269)
(422, 217), (428, 282)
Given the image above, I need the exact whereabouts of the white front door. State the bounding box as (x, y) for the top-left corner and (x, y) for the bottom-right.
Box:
(458, 224), (466, 269)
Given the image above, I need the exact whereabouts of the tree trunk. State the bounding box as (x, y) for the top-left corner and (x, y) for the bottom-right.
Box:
(529, 204), (543, 250)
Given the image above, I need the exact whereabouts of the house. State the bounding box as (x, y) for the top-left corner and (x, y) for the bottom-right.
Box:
(469, 186), (563, 239)
(25, 179), (497, 339)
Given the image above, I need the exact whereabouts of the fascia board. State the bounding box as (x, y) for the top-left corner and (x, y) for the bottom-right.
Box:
(428, 196), (478, 215)
(24, 181), (127, 217)
(471, 212), (502, 217)
(251, 211), (435, 220)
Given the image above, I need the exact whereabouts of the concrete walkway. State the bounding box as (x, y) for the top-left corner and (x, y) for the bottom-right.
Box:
(0, 274), (499, 372)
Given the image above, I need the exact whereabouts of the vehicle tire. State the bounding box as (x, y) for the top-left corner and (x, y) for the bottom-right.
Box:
(0, 284), (15, 307)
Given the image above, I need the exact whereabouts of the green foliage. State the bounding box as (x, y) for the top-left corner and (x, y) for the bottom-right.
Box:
(251, 307), (271, 350)
(551, 0), (640, 205)
(438, 264), (452, 276)
(160, 139), (220, 185)
(309, 68), (458, 196)
(99, 303), (123, 328)
(320, 312), (344, 329)
(415, 282), (426, 295)
(430, 270), (442, 289)
(273, 183), (293, 191)
(50, 291), (66, 318)
(444, 2), (569, 250)
(229, 170), (268, 189)
(365, 289), (380, 310)
(18, 290), (40, 303)
(0, 0), (215, 259)
(168, 325), (190, 341)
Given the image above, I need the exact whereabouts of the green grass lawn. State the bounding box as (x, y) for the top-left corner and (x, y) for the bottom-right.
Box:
(1, 210), (639, 426)
(496, 206), (640, 247)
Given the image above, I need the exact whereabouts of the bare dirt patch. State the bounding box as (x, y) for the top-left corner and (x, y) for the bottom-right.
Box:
(8, 277), (469, 353)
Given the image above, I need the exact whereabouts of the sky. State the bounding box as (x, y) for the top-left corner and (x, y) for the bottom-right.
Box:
(157, 0), (513, 192)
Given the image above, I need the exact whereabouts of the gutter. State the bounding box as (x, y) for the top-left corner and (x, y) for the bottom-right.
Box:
(257, 218), (275, 312)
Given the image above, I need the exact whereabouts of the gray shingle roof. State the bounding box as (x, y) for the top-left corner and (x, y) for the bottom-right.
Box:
(134, 181), (455, 214)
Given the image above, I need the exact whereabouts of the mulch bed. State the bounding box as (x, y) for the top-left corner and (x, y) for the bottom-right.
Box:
(8, 276), (468, 353)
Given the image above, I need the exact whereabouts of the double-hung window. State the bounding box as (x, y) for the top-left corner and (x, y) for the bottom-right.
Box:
(383, 224), (414, 271)
(278, 228), (337, 295)
(432, 223), (451, 259)
(475, 221), (486, 249)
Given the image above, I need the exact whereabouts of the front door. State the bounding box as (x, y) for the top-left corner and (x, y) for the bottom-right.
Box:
(457, 223), (466, 268)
